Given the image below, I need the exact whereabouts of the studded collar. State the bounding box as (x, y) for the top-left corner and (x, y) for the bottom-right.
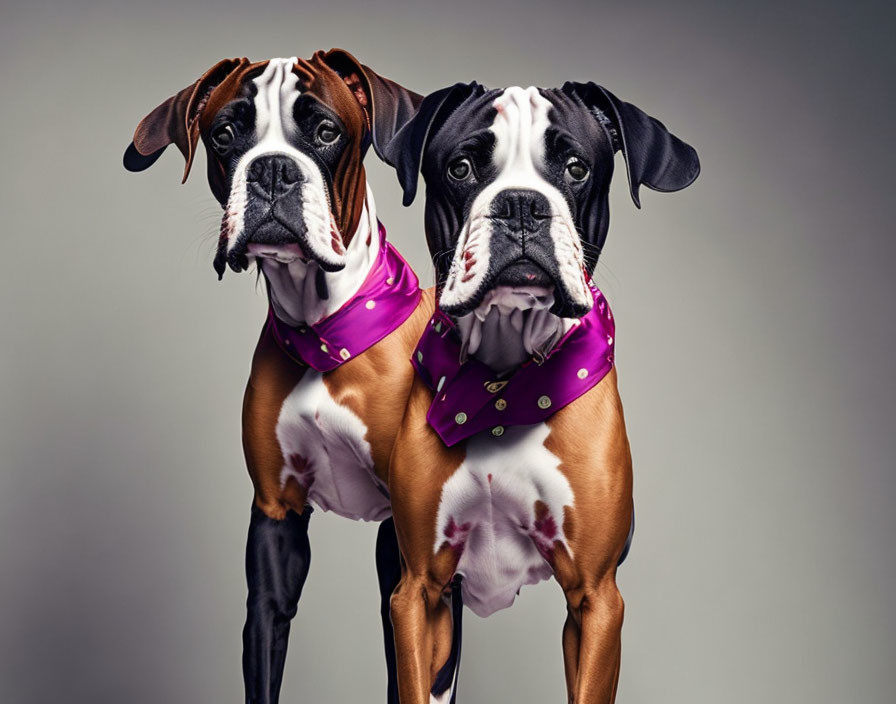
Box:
(268, 221), (421, 372)
(411, 280), (616, 446)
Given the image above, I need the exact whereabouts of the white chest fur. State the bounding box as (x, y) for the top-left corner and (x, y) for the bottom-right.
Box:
(276, 370), (391, 522)
(433, 423), (574, 617)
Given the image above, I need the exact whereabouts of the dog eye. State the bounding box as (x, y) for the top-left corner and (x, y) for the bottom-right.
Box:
(565, 158), (589, 182)
(447, 157), (473, 182)
(316, 121), (340, 145)
(211, 124), (236, 154)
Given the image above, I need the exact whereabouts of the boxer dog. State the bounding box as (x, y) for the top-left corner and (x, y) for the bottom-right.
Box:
(123, 50), (430, 704)
(381, 82), (699, 703)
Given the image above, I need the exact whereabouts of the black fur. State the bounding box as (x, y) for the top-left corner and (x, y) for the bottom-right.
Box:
(376, 519), (403, 704)
(242, 503), (313, 704)
(386, 82), (700, 303)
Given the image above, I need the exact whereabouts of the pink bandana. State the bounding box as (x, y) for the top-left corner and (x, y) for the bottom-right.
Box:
(269, 222), (421, 371)
(411, 280), (616, 446)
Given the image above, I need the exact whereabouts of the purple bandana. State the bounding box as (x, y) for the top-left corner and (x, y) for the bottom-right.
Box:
(411, 280), (615, 446)
(268, 222), (421, 371)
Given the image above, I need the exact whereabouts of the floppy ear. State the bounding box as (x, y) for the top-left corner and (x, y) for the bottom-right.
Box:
(562, 81), (700, 208)
(123, 58), (245, 182)
(382, 82), (482, 206)
(322, 49), (423, 163)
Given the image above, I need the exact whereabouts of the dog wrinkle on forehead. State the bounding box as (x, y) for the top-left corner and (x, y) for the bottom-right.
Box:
(251, 57), (301, 142)
(489, 86), (553, 170)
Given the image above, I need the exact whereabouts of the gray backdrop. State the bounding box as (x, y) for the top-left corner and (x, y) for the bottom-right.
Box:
(2, 0), (893, 702)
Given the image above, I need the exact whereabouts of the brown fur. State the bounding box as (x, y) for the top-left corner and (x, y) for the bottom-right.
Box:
(388, 366), (633, 703)
(243, 289), (437, 521)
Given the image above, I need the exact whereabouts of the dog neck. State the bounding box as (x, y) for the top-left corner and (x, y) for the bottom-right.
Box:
(454, 287), (574, 377)
(259, 184), (381, 327)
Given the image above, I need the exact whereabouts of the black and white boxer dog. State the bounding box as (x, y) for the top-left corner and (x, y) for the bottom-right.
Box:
(123, 50), (431, 704)
(382, 82), (699, 702)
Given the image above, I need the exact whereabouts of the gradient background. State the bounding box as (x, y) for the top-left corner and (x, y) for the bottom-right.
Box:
(2, 0), (894, 702)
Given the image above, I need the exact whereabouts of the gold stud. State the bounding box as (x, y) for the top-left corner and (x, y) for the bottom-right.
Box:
(365, 300), (376, 310)
(386, 277), (394, 285)
(485, 380), (508, 394)
(339, 348), (351, 360)
(577, 368), (588, 379)
(435, 321), (442, 333)
(495, 398), (507, 411)
(492, 425), (505, 437)
(416, 351), (424, 363)
(455, 412), (468, 425)
(537, 395), (552, 409)
(320, 343), (328, 352)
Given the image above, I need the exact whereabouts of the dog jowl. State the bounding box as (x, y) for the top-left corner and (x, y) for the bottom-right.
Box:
(124, 51), (423, 704)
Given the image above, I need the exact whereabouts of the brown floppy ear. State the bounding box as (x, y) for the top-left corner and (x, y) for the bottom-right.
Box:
(322, 48), (423, 162)
(123, 58), (245, 182)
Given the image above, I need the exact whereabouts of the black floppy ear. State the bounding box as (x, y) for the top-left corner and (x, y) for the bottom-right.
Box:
(562, 81), (700, 208)
(383, 82), (482, 206)
(322, 48), (423, 162)
(123, 58), (246, 182)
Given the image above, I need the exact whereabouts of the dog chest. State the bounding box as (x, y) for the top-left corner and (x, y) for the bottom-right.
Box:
(434, 423), (574, 617)
(276, 369), (390, 522)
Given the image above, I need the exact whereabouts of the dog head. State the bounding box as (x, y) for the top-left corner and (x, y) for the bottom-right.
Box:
(385, 81), (700, 319)
(124, 50), (420, 278)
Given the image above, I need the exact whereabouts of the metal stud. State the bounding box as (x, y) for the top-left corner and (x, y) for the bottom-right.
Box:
(495, 398), (507, 411)
(386, 277), (394, 285)
(455, 412), (468, 425)
(339, 348), (351, 360)
(320, 343), (328, 352)
(365, 300), (376, 310)
(437, 376), (446, 392)
(537, 395), (552, 410)
(416, 350), (424, 363)
(577, 368), (588, 379)
(491, 425), (505, 437)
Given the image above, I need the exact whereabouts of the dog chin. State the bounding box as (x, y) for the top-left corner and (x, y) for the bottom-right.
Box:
(214, 227), (346, 279)
(469, 285), (555, 319)
(247, 242), (306, 265)
(442, 276), (591, 319)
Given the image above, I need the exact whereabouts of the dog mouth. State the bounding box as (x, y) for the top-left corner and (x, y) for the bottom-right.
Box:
(214, 217), (345, 279)
(441, 257), (590, 319)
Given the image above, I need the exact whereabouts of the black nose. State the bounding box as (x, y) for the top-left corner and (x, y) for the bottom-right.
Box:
(246, 155), (303, 200)
(490, 189), (552, 231)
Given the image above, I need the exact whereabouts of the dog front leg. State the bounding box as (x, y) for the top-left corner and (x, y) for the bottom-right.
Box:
(376, 517), (402, 704)
(242, 503), (312, 704)
(561, 576), (624, 704)
(390, 570), (455, 704)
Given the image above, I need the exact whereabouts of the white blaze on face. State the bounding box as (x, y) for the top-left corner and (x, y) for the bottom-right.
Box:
(221, 57), (345, 270)
(439, 86), (591, 314)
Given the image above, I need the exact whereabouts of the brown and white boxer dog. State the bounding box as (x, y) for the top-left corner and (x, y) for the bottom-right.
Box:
(381, 82), (699, 703)
(123, 50), (430, 704)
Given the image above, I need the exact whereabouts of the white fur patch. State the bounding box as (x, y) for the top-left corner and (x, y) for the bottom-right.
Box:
(277, 367), (390, 522)
(439, 87), (591, 315)
(221, 57), (345, 270)
(259, 187), (381, 326)
(434, 423), (574, 618)
(454, 285), (573, 375)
